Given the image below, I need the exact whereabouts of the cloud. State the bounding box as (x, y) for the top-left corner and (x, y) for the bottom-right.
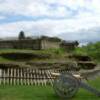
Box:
(0, 16), (6, 20)
(0, 15), (100, 38)
(59, 27), (100, 44)
(0, 0), (70, 17)
(0, 0), (98, 18)
(0, 0), (100, 44)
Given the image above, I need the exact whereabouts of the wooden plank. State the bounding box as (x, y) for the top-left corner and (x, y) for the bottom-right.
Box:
(29, 68), (32, 85)
(0, 68), (2, 85)
(44, 70), (48, 86)
(27, 68), (30, 85)
(2, 68), (5, 85)
(22, 68), (24, 85)
(25, 68), (28, 85)
(24, 68), (27, 85)
(36, 69), (40, 86)
(18, 68), (20, 85)
(3, 69), (5, 85)
(19, 68), (22, 85)
(42, 70), (47, 86)
(1, 68), (3, 85)
(39, 69), (43, 86)
(20, 68), (23, 85)
(13, 68), (16, 85)
(16, 68), (18, 85)
(40, 70), (43, 86)
(48, 70), (53, 86)
(34, 69), (37, 85)
(8, 68), (10, 85)
(32, 69), (35, 85)
(46, 69), (50, 85)
(12, 68), (15, 85)
(22, 68), (25, 85)
(11, 68), (13, 85)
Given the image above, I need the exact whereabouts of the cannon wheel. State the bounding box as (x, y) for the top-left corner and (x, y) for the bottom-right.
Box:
(53, 73), (79, 98)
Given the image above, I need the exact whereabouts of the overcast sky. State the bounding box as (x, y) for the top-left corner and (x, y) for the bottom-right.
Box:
(0, 0), (100, 44)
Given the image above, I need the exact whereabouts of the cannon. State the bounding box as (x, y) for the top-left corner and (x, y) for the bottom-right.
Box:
(53, 72), (100, 98)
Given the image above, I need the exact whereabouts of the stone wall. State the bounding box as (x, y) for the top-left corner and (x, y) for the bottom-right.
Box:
(0, 41), (13, 48)
(0, 39), (41, 50)
(0, 36), (78, 50)
(12, 39), (41, 50)
(41, 39), (60, 49)
(0, 37), (61, 50)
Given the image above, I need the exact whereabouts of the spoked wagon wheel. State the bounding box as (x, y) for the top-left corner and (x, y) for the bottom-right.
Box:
(53, 73), (79, 98)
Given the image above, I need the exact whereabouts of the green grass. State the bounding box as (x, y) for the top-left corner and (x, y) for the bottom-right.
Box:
(0, 48), (68, 63)
(0, 48), (99, 100)
(0, 78), (100, 100)
(0, 48), (65, 54)
(73, 78), (100, 100)
(0, 85), (59, 100)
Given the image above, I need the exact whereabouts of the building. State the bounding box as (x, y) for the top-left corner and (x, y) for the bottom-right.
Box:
(0, 32), (79, 50)
(0, 34), (61, 50)
(41, 36), (61, 49)
(60, 40), (79, 50)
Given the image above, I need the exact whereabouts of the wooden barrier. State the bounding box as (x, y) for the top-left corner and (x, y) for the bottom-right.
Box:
(0, 67), (69, 86)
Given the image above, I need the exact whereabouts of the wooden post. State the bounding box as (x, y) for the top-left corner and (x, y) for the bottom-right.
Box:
(48, 70), (53, 86)
(34, 69), (37, 85)
(0, 68), (2, 85)
(20, 68), (23, 85)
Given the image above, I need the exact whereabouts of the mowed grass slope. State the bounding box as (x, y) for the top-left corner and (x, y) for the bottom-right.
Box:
(0, 48), (68, 62)
(0, 78), (100, 100)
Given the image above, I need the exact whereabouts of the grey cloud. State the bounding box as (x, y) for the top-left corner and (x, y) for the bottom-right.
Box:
(58, 27), (100, 44)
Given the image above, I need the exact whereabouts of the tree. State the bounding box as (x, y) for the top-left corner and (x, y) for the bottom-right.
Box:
(18, 31), (25, 40)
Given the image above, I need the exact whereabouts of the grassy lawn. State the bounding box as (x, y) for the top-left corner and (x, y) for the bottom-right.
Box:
(0, 85), (58, 100)
(0, 78), (100, 100)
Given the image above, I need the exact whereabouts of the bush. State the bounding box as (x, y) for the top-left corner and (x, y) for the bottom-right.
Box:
(74, 42), (100, 62)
